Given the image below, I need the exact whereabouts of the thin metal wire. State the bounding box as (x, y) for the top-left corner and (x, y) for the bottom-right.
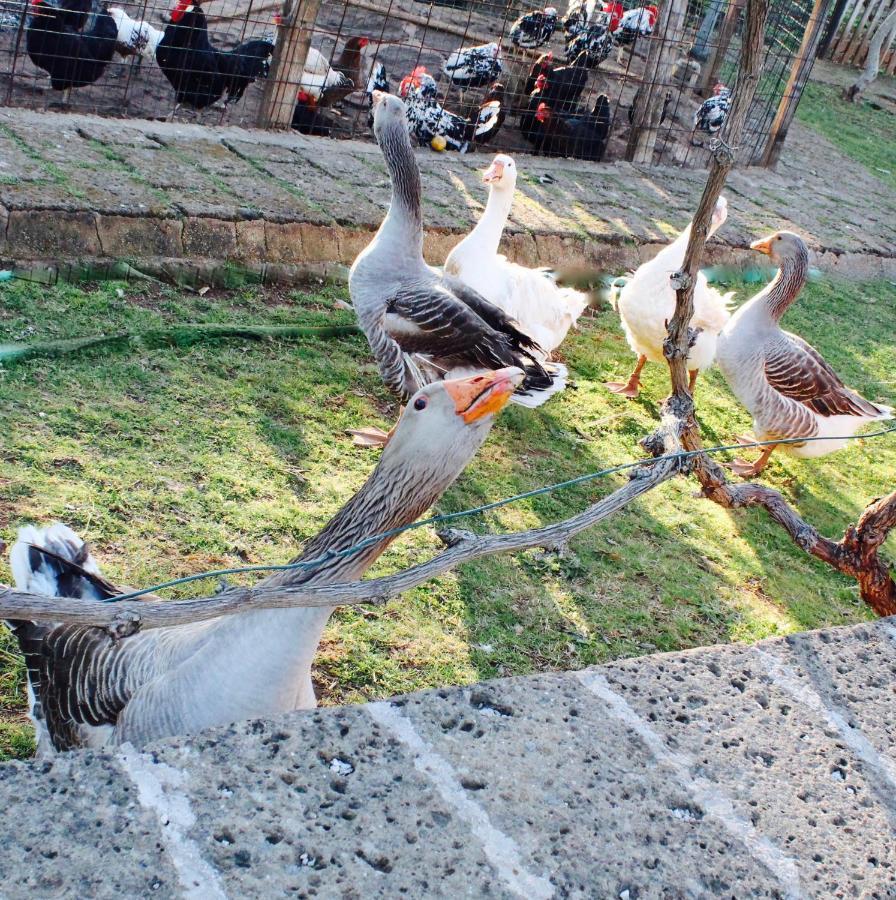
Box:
(105, 424), (896, 602)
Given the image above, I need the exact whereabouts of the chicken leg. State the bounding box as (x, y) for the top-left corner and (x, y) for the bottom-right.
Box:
(605, 354), (646, 399)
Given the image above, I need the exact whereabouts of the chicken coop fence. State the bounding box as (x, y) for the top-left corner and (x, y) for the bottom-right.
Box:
(0, 0), (831, 166)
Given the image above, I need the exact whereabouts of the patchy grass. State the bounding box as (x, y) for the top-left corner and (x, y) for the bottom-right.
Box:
(0, 275), (894, 759)
(796, 81), (896, 190)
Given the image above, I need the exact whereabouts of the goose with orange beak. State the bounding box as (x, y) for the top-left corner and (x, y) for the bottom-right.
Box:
(8, 369), (522, 754)
(716, 231), (892, 477)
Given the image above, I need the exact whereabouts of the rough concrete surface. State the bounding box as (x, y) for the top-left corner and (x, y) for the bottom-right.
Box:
(1, 619), (895, 898)
(0, 108), (894, 279)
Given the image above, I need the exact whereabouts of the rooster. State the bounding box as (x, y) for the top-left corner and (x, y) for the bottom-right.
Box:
(564, 8), (619, 67)
(155, 0), (275, 110)
(613, 4), (658, 44)
(533, 93), (611, 160)
(26, 0), (118, 91)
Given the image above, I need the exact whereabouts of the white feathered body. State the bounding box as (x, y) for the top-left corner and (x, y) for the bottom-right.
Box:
(616, 227), (732, 372)
(444, 159), (588, 357)
(301, 46), (351, 99)
(108, 7), (164, 60)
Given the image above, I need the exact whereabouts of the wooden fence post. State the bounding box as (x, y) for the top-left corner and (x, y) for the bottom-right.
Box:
(760, 0), (833, 167)
(625, 0), (687, 164)
(257, 0), (322, 130)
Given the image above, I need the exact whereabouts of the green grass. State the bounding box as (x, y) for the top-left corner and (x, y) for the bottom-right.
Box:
(796, 82), (896, 190)
(0, 275), (894, 759)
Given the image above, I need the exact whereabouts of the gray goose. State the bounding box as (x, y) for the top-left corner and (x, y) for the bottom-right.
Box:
(716, 231), (892, 478)
(348, 92), (566, 444)
(6, 368), (522, 754)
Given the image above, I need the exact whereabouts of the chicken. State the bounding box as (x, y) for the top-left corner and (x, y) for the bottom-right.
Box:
(613, 4), (658, 44)
(694, 83), (731, 135)
(365, 60), (389, 126)
(564, 10), (618, 66)
(398, 64), (437, 100)
(291, 90), (331, 136)
(532, 51), (589, 111)
(320, 35), (369, 106)
(155, 0), (276, 110)
(534, 93), (611, 160)
(471, 82), (505, 145)
(523, 49), (554, 94)
(563, 0), (596, 36)
(443, 40), (502, 87)
(26, 0), (118, 91)
(510, 7), (559, 49)
(108, 6), (164, 60)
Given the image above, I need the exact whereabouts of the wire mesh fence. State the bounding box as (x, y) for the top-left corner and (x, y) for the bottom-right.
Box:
(0, 0), (829, 166)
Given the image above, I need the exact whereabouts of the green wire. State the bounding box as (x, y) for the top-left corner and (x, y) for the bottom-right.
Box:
(107, 424), (896, 603)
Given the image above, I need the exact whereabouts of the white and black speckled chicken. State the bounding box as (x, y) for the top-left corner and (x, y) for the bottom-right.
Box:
(510, 7), (559, 48)
(443, 40), (503, 87)
(564, 11), (616, 66)
(694, 83), (731, 135)
(612, 4), (657, 44)
(563, 0), (595, 36)
(400, 66), (471, 151)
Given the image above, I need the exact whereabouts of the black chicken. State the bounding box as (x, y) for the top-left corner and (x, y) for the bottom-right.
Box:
(523, 49), (554, 95)
(155, 0), (275, 110)
(534, 51), (589, 111)
(26, 0), (117, 91)
(535, 93), (611, 160)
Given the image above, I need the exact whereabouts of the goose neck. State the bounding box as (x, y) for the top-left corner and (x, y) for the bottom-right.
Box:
(378, 122), (423, 252)
(471, 185), (514, 258)
(763, 251), (808, 321)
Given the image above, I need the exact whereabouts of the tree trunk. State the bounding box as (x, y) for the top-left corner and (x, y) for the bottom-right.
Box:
(844, 4), (896, 99)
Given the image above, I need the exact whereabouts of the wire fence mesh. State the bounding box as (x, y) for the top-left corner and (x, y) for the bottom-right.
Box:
(0, 0), (828, 166)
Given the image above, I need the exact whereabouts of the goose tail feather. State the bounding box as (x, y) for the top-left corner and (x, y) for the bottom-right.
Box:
(511, 361), (569, 408)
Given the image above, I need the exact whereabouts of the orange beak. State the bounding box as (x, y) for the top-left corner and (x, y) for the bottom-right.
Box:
(750, 236), (775, 255)
(482, 159), (505, 184)
(443, 368), (523, 424)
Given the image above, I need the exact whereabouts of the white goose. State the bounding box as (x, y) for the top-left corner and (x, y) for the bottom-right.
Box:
(716, 231), (892, 477)
(444, 154), (590, 358)
(5, 368), (522, 754)
(606, 197), (733, 397)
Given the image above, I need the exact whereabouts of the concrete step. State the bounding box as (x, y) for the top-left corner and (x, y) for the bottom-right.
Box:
(1, 618), (894, 898)
(0, 108), (894, 280)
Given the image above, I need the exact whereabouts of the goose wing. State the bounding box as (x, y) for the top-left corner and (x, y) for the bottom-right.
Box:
(442, 275), (543, 358)
(765, 332), (884, 418)
(387, 282), (538, 369)
(8, 540), (152, 751)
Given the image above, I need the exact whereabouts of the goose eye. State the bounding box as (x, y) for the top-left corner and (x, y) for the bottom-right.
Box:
(413, 397), (428, 411)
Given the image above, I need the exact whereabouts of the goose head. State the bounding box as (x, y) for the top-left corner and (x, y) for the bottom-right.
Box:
(750, 230), (808, 266)
(482, 154), (517, 192)
(371, 90), (410, 139)
(382, 369), (523, 482)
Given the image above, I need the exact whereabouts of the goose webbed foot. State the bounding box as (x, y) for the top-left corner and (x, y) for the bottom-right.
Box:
(725, 445), (775, 479)
(348, 426), (391, 448)
(604, 377), (641, 398)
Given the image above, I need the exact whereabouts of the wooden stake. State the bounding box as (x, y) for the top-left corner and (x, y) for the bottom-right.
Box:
(257, 0), (322, 130)
(761, 0), (833, 167)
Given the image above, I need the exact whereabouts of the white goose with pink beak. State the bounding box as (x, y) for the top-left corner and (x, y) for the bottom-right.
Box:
(444, 154), (590, 359)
